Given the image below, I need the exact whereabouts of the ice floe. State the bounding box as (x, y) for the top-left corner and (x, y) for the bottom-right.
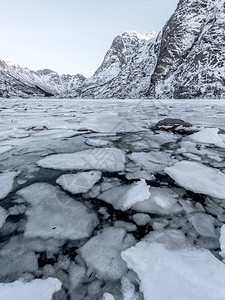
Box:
(98, 179), (150, 211)
(37, 148), (126, 172)
(128, 151), (174, 174)
(0, 278), (62, 300)
(78, 227), (136, 280)
(132, 213), (151, 226)
(0, 206), (8, 229)
(165, 161), (225, 199)
(17, 183), (98, 240)
(220, 224), (225, 261)
(189, 127), (225, 148)
(86, 138), (111, 147)
(122, 231), (225, 300)
(188, 213), (217, 238)
(0, 171), (19, 200)
(131, 187), (182, 215)
(56, 171), (102, 194)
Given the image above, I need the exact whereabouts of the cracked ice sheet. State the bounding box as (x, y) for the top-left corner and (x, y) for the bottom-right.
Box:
(97, 180), (150, 211)
(0, 278), (62, 300)
(56, 171), (102, 194)
(0, 171), (19, 200)
(37, 148), (126, 172)
(189, 127), (225, 148)
(127, 151), (175, 174)
(122, 237), (225, 300)
(17, 183), (98, 240)
(165, 161), (225, 200)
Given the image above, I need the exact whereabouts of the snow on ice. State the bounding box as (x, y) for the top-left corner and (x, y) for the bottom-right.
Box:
(37, 148), (126, 172)
(0, 171), (19, 200)
(122, 230), (225, 300)
(0, 278), (62, 300)
(56, 171), (102, 194)
(189, 127), (225, 148)
(165, 161), (225, 199)
(98, 179), (150, 211)
(17, 183), (98, 240)
(78, 227), (136, 280)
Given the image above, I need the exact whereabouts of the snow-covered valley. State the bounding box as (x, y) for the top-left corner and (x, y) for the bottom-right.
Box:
(0, 98), (225, 299)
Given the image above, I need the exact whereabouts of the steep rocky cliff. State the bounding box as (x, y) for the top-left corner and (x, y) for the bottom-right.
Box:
(149, 0), (225, 98)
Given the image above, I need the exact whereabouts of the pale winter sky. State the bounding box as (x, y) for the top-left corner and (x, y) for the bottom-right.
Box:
(0, 0), (179, 77)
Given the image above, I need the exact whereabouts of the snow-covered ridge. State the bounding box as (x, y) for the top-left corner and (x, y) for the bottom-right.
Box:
(0, 0), (224, 99)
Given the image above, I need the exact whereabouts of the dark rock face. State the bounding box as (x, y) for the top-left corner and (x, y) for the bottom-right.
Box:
(149, 0), (225, 99)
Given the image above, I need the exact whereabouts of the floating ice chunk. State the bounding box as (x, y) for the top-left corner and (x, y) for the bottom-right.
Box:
(0, 207), (8, 229)
(188, 213), (217, 238)
(37, 148), (125, 172)
(98, 180), (150, 211)
(0, 236), (64, 256)
(69, 263), (86, 294)
(122, 235), (225, 300)
(114, 221), (137, 232)
(121, 277), (138, 300)
(165, 161), (225, 199)
(182, 152), (201, 161)
(86, 138), (111, 147)
(56, 171), (102, 194)
(0, 251), (38, 281)
(219, 225), (225, 261)
(131, 187), (182, 215)
(132, 213), (151, 226)
(0, 171), (19, 200)
(8, 204), (27, 215)
(0, 278), (62, 300)
(78, 227), (135, 280)
(17, 183), (98, 240)
(102, 293), (115, 300)
(189, 128), (225, 148)
(128, 151), (173, 173)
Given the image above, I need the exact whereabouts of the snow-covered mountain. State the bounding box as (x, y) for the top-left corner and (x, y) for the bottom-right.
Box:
(0, 60), (85, 98)
(0, 0), (224, 99)
(149, 0), (225, 99)
(80, 31), (157, 99)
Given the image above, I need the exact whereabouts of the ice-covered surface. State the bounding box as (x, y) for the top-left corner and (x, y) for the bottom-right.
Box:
(0, 207), (8, 229)
(131, 187), (182, 215)
(0, 171), (19, 200)
(220, 225), (225, 261)
(122, 232), (225, 300)
(79, 227), (135, 280)
(98, 179), (150, 211)
(56, 171), (102, 194)
(189, 128), (225, 148)
(0, 98), (225, 299)
(17, 183), (98, 239)
(165, 161), (225, 200)
(0, 278), (62, 300)
(37, 148), (126, 172)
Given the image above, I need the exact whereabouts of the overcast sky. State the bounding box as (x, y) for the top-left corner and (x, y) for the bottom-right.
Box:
(0, 0), (179, 77)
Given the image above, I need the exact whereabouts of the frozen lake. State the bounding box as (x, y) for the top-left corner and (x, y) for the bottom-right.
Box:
(0, 98), (225, 300)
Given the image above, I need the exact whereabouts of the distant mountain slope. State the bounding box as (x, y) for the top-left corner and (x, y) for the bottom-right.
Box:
(0, 60), (85, 98)
(0, 0), (224, 99)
